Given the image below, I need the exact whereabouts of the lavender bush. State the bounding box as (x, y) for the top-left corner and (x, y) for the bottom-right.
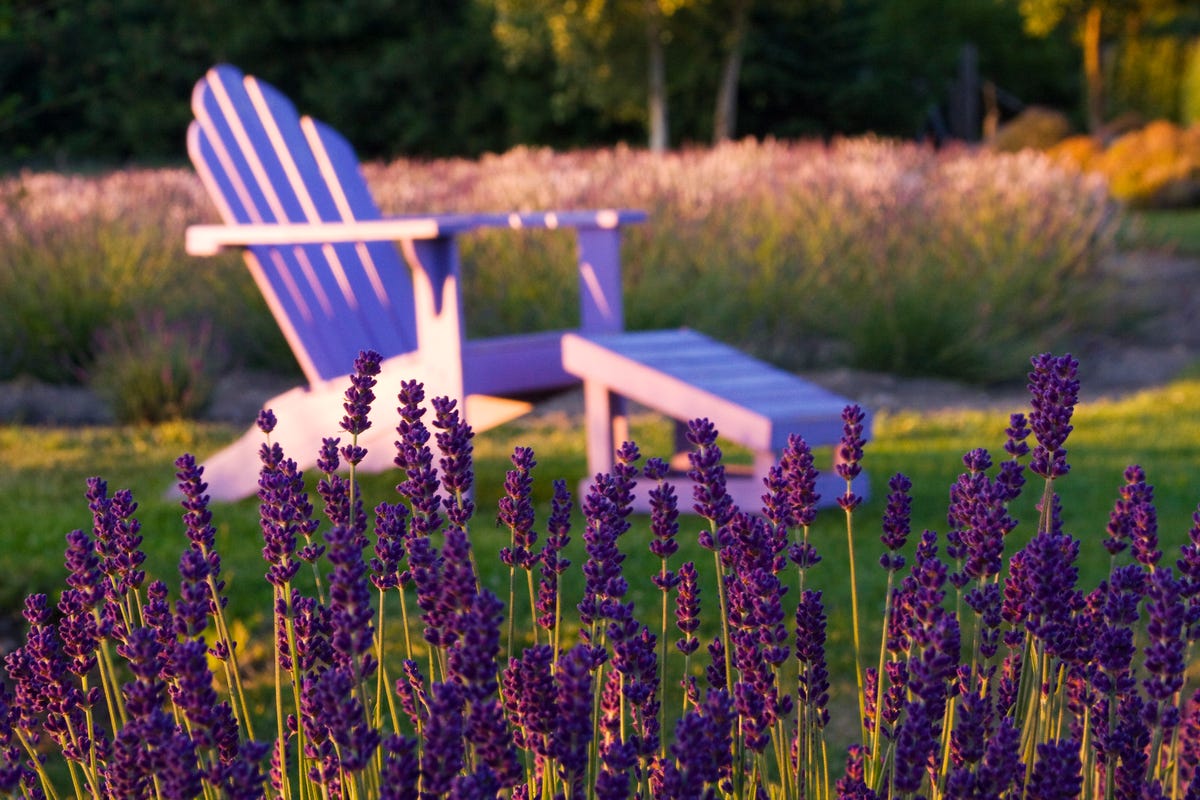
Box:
(5, 348), (1198, 799)
(1, 140), (1119, 387)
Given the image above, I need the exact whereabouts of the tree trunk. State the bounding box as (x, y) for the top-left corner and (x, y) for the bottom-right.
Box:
(646, 0), (669, 152)
(1083, 3), (1104, 133)
(713, 0), (752, 144)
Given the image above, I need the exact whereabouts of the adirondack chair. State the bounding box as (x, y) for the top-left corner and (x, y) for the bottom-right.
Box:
(185, 64), (645, 500)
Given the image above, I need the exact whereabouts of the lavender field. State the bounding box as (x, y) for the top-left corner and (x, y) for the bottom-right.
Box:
(0, 138), (1120, 394)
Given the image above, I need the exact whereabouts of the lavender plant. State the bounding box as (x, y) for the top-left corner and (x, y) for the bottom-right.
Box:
(4, 349), (1200, 799)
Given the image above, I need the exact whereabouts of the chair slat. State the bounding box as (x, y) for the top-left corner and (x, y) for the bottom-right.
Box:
(191, 64), (418, 382)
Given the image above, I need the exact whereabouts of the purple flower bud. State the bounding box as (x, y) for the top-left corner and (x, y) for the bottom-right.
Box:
(393, 379), (443, 535)
(834, 405), (867, 512)
(1026, 739), (1082, 800)
(687, 418), (737, 529)
(432, 395), (475, 526)
(552, 645), (594, 793)
(1026, 353), (1079, 480)
(675, 561), (701, 655)
(498, 446), (538, 570)
(340, 349), (381, 438)
(880, 473), (913, 571)
(256, 408), (276, 434)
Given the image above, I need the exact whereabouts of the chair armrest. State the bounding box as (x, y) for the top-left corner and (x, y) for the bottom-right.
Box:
(185, 209), (646, 256)
(186, 218), (458, 256)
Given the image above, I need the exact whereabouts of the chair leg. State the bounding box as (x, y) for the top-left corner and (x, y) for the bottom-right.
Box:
(581, 379), (628, 479)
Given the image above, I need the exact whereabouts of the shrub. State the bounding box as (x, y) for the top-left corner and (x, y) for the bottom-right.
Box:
(0, 170), (292, 384)
(3, 349), (1199, 799)
(87, 313), (223, 424)
(1051, 121), (1200, 209)
(988, 106), (1072, 153)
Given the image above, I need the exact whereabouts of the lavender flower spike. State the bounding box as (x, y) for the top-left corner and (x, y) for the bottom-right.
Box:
(836, 404), (867, 511)
(1027, 353), (1079, 480)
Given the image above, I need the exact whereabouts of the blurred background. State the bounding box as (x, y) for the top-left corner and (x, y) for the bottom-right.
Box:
(2, 0), (1198, 166)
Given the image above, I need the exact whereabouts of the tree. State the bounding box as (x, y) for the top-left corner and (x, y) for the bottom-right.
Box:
(712, 0), (754, 142)
(1018, 0), (1191, 132)
(487, 0), (699, 151)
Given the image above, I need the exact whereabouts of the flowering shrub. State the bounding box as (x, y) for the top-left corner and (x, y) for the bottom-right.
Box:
(5, 348), (1198, 799)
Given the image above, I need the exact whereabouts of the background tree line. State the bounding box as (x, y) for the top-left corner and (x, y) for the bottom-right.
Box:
(1, 0), (1198, 167)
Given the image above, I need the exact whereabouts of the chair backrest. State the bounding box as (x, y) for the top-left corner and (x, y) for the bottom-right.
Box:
(189, 64), (418, 384)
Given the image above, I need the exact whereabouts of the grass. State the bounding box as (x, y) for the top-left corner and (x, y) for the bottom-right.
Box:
(1126, 207), (1200, 255)
(3, 375), (1198, 657)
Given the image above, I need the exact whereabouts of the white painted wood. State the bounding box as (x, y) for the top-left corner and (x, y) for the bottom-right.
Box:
(186, 219), (445, 255)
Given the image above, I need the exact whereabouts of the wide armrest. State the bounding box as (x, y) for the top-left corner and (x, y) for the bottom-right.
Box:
(186, 209), (647, 256)
(188, 217), (447, 256)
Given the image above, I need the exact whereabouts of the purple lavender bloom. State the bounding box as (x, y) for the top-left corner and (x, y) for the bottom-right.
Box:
(946, 450), (1016, 586)
(1026, 353), (1079, 480)
(835, 744), (879, 800)
(780, 433), (820, 528)
(596, 670), (636, 800)
(1026, 739), (1082, 800)
(1010, 529), (1084, 657)
(1112, 692), (1150, 799)
(301, 664), (380, 782)
(378, 735), (419, 800)
(436, 525), (481, 645)
(536, 479), (572, 632)
(973, 717), (1022, 799)
(498, 446), (539, 570)
(449, 766), (500, 800)
(219, 739), (269, 799)
(675, 560), (702, 655)
(687, 418), (737, 532)
(879, 473), (913, 572)
(393, 379), (443, 535)
(666, 687), (733, 794)
(1143, 566), (1187, 726)
(552, 644), (595, 791)
(87, 477), (146, 602)
(340, 349), (381, 440)
(324, 524), (376, 680)
(448, 590), (505, 704)
(8, 594), (92, 763)
(578, 472), (629, 630)
(506, 644), (556, 760)
(168, 638), (225, 754)
(432, 395), (475, 527)
(1125, 465), (1161, 568)
(395, 659), (429, 729)
(370, 500), (408, 591)
(175, 454), (218, 555)
(835, 404), (866, 511)
(795, 589), (831, 728)
(62, 527), (104, 609)
(175, 545), (213, 639)
(257, 446), (310, 587)
(257, 408), (276, 434)
(646, 456), (681, 560)
(55, 587), (99, 679)
(407, 528), (449, 648)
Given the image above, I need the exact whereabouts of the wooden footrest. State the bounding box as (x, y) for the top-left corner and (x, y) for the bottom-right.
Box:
(562, 329), (870, 514)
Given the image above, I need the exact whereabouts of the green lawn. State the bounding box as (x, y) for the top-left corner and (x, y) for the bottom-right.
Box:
(1127, 207), (1200, 255)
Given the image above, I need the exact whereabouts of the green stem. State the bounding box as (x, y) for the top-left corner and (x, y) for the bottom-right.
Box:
(844, 498), (866, 746)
